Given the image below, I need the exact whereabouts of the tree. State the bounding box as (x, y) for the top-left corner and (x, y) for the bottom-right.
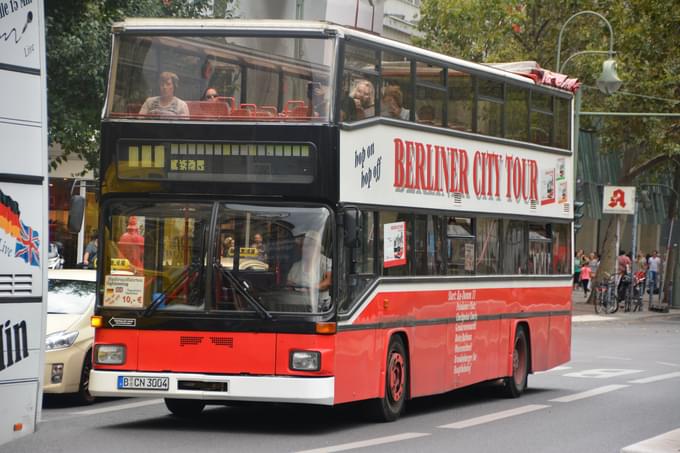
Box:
(417, 0), (680, 303)
(46, 0), (215, 174)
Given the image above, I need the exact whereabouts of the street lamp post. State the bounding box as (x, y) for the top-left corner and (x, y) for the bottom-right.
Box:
(556, 10), (622, 94)
(556, 9), (622, 172)
(556, 11), (623, 301)
(556, 10), (622, 196)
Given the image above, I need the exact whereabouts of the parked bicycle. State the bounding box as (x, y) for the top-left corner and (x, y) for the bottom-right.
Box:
(623, 271), (645, 312)
(594, 272), (619, 314)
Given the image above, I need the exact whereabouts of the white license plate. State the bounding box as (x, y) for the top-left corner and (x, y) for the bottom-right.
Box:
(117, 375), (169, 391)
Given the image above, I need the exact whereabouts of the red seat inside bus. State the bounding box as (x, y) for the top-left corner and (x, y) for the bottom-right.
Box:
(186, 101), (231, 118)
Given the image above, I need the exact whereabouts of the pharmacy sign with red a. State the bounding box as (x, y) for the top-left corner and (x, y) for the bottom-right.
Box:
(603, 186), (635, 215)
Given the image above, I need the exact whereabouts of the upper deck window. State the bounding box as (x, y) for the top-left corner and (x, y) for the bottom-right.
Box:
(107, 34), (335, 122)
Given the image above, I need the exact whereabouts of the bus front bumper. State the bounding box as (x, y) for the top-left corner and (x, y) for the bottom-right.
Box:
(89, 370), (335, 405)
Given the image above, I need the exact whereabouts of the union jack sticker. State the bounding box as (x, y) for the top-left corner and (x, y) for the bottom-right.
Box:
(15, 221), (40, 267)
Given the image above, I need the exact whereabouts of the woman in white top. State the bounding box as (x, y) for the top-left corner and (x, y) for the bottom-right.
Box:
(139, 71), (189, 116)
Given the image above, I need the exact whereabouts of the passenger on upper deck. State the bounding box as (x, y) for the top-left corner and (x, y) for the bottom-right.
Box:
(139, 71), (189, 116)
(381, 84), (410, 121)
(417, 105), (435, 125)
(201, 87), (219, 101)
(351, 79), (375, 119)
(308, 82), (329, 117)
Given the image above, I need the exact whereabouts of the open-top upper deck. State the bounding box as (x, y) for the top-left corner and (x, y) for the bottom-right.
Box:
(105, 19), (575, 151)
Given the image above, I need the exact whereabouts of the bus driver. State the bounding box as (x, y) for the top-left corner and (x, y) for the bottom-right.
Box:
(287, 231), (332, 311)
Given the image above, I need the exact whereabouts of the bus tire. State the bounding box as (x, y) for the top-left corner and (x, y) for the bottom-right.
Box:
(502, 326), (529, 398)
(369, 335), (408, 422)
(164, 398), (205, 418)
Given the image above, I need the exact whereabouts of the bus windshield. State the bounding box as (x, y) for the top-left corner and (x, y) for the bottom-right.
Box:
(107, 34), (335, 122)
(102, 202), (333, 315)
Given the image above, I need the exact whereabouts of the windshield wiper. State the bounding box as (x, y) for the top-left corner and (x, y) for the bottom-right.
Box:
(217, 264), (272, 320)
(143, 266), (200, 317)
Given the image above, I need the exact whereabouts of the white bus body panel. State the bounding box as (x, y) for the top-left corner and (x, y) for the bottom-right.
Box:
(0, 0), (48, 445)
(339, 124), (574, 220)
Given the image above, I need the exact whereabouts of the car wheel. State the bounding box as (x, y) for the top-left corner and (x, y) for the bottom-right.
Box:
(77, 351), (96, 405)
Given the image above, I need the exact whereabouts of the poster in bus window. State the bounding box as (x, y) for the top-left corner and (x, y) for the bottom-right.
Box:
(384, 221), (406, 268)
(541, 168), (555, 205)
(103, 275), (145, 308)
(464, 243), (475, 272)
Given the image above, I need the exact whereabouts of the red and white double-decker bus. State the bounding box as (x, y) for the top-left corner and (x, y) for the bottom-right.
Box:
(88, 19), (575, 421)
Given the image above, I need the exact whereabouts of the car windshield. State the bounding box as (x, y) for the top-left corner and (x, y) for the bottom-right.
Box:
(102, 202), (333, 315)
(47, 280), (96, 314)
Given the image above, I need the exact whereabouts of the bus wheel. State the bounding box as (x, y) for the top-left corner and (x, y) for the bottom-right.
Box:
(370, 336), (408, 422)
(76, 351), (95, 405)
(502, 327), (529, 398)
(164, 398), (206, 418)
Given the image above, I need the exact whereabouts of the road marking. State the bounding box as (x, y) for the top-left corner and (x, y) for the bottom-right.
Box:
(549, 384), (629, 403)
(657, 361), (680, 367)
(71, 399), (164, 416)
(628, 371), (680, 384)
(438, 404), (550, 429)
(572, 315), (617, 323)
(535, 365), (572, 374)
(596, 355), (632, 361)
(563, 368), (642, 379)
(294, 433), (431, 453)
(621, 427), (680, 453)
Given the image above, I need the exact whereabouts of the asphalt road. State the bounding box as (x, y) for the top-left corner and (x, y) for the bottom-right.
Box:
(7, 314), (680, 453)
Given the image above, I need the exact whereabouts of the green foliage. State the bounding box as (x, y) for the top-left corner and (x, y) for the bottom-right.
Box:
(417, 0), (680, 176)
(46, 0), (218, 174)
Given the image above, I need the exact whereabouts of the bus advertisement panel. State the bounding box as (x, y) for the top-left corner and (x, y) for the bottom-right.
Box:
(0, 0), (48, 445)
(340, 124), (573, 219)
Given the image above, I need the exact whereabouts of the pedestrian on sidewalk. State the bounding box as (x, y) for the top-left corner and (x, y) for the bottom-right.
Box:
(648, 250), (661, 293)
(636, 251), (647, 272)
(573, 252), (582, 290)
(588, 252), (600, 279)
(580, 257), (591, 296)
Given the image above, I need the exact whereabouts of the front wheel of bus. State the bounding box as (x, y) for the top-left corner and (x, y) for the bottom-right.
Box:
(502, 327), (528, 398)
(164, 398), (205, 418)
(370, 336), (408, 422)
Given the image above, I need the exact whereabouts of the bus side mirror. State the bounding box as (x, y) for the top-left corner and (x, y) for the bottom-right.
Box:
(343, 209), (362, 248)
(68, 195), (85, 233)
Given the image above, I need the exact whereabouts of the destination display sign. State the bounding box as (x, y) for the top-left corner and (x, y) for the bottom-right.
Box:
(117, 140), (316, 184)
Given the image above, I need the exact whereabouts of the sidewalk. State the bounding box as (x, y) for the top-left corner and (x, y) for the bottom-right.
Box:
(571, 288), (678, 323)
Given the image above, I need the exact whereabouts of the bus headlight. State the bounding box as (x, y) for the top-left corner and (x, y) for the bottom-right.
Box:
(95, 345), (126, 365)
(45, 331), (79, 350)
(290, 350), (320, 371)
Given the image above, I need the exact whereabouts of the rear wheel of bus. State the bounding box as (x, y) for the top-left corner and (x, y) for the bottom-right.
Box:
(165, 398), (206, 417)
(369, 335), (408, 422)
(502, 326), (529, 398)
